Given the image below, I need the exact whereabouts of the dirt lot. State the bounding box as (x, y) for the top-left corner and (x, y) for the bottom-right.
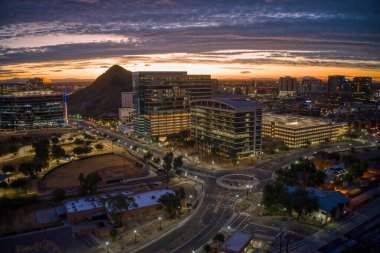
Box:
(42, 154), (147, 190)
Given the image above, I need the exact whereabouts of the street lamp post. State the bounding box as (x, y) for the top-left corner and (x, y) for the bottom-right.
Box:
(134, 230), (137, 243)
(158, 216), (162, 230)
(106, 241), (109, 253)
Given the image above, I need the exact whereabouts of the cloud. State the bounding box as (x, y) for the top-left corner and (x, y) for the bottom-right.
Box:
(0, 0), (379, 79)
(240, 71), (251, 74)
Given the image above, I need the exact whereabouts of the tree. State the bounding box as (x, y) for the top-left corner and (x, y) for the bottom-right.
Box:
(213, 233), (225, 246)
(163, 152), (174, 182)
(78, 172), (102, 196)
(110, 229), (118, 242)
(173, 156), (183, 174)
(74, 138), (84, 145)
(51, 137), (59, 145)
(33, 138), (50, 168)
(343, 155), (368, 181)
(51, 145), (66, 162)
(73, 146), (93, 156)
(229, 150), (238, 165)
(8, 145), (19, 154)
(276, 158), (319, 187)
(103, 193), (136, 225)
(290, 188), (319, 220)
(19, 161), (43, 178)
(309, 170), (327, 187)
(143, 151), (153, 162)
(95, 143), (104, 150)
(52, 188), (66, 201)
(175, 186), (186, 200)
(262, 182), (290, 212)
(2, 164), (16, 174)
(153, 157), (161, 164)
(203, 244), (212, 253)
(158, 192), (181, 218)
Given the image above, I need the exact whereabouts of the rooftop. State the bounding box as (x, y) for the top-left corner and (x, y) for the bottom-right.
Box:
(64, 189), (174, 213)
(288, 186), (349, 212)
(221, 231), (252, 253)
(263, 113), (345, 128)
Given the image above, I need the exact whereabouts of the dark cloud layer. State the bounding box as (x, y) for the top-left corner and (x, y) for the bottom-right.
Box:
(0, 0), (379, 75)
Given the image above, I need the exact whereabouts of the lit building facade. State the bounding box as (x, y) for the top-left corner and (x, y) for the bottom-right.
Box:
(190, 98), (263, 158)
(279, 76), (298, 97)
(0, 91), (64, 129)
(328, 75), (348, 93)
(262, 113), (348, 148)
(133, 72), (216, 140)
(298, 77), (325, 95)
(351, 76), (372, 95)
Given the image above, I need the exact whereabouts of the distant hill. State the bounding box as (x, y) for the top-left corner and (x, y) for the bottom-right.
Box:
(68, 65), (132, 118)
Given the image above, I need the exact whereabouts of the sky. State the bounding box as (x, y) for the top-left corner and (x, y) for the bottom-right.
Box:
(0, 0), (379, 81)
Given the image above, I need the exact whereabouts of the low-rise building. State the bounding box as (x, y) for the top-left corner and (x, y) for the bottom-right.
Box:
(220, 231), (253, 253)
(64, 189), (174, 224)
(288, 187), (349, 225)
(262, 113), (348, 148)
(324, 163), (348, 180)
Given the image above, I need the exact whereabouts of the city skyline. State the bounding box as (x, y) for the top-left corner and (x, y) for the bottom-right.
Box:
(1, 0), (379, 81)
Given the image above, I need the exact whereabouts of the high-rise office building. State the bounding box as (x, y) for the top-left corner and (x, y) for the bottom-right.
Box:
(298, 77), (324, 95)
(191, 97), (263, 158)
(133, 72), (217, 140)
(328, 75), (348, 93)
(352, 76), (372, 94)
(0, 91), (64, 129)
(279, 76), (298, 97)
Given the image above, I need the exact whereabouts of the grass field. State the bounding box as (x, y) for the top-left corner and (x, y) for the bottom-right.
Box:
(42, 154), (147, 190)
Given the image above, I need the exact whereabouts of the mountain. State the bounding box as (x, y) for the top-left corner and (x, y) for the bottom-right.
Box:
(0, 78), (28, 84)
(68, 65), (132, 118)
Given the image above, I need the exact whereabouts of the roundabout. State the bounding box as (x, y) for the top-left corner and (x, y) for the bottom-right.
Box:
(216, 173), (260, 190)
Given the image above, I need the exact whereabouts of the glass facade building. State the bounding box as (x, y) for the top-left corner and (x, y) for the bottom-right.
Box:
(0, 91), (64, 129)
(190, 98), (263, 158)
(133, 72), (217, 140)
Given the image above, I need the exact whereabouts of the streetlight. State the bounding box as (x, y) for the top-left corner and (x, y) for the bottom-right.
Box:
(106, 241), (109, 253)
(158, 216), (162, 230)
(134, 230), (137, 243)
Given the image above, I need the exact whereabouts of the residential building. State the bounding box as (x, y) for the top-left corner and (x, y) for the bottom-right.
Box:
(190, 97), (263, 159)
(133, 71), (216, 140)
(0, 91), (64, 129)
(262, 113), (348, 148)
(279, 76), (297, 97)
(288, 187), (349, 224)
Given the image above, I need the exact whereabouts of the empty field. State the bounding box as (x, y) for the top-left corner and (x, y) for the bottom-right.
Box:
(43, 154), (147, 190)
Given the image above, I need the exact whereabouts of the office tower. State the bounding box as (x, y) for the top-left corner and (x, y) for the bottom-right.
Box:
(298, 77), (324, 95)
(279, 76), (298, 97)
(191, 97), (263, 159)
(133, 72), (216, 140)
(352, 76), (372, 94)
(0, 91), (64, 129)
(328, 75), (347, 93)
